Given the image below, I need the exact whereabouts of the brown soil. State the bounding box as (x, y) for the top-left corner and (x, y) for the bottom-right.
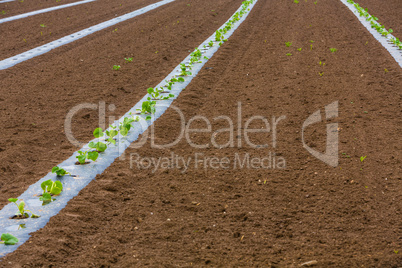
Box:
(355, 0), (402, 35)
(0, 0), (245, 207)
(0, 0), (82, 17)
(9, 215), (28, 220)
(0, 0), (401, 267)
(0, 0), (161, 59)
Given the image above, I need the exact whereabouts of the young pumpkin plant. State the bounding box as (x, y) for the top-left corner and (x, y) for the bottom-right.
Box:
(137, 100), (156, 115)
(8, 198), (39, 218)
(119, 116), (139, 136)
(41, 179), (63, 195)
(76, 150), (98, 164)
(52, 166), (70, 176)
(179, 63), (192, 76)
(89, 128), (108, 152)
(105, 125), (119, 144)
(0, 233), (18, 245)
(147, 87), (174, 100)
(40, 179), (63, 202)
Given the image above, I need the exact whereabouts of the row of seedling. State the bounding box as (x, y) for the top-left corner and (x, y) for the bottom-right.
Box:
(0, 0), (256, 247)
(77, 0), (254, 166)
(347, 0), (402, 50)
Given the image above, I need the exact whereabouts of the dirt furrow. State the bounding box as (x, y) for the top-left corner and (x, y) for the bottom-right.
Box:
(0, 0), (83, 18)
(0, 0), (161, 59)
(0, 0), (245, 208)
(0, 0), (401, 266)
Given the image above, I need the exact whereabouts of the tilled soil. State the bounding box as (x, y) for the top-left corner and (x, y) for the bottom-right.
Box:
(0, 0), (401, 267)
(0, 0), (161, 58)
(0, 0), (82, 17)
(0, 0), (245, 208)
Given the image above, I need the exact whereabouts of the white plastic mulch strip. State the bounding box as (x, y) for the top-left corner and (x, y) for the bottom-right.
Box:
(339, 0), (402, 68)
(0, 0), (176, 70)
(0, 0), (97, 24)
(0, 0), (258, 257)
(0, 0), (14, 3)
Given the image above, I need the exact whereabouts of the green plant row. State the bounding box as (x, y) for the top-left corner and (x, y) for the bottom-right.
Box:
(1, 0), (256, 246)
(347, 0), (402, 49)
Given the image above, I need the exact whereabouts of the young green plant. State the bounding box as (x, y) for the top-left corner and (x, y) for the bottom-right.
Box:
(137, 100), (156, 116)
(179, 63), (192, 76)
(147, 87), (174, 101)
(89, 128), (108, 152)
(52, 166), (70, 176)
(40, 179), (63, 202)
(76, 150), (98, 164)
(0, 234), (18, 245)
(8, 198), (39, 218)
(119, 116), (139, 136)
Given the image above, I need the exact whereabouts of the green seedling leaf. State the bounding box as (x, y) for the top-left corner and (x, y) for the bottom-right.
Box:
(55, 181), (63, 190)
(87, 151), (98, 162)
(0, 234), (18, 245)
(285, 42), (292, 47)
(147, 87), (154, 94)
(137, 100), (156, 114)
(41, 180), (53, 193)
(41, 179), (63, 195)
(330, 48), (337, 53)
(93, 128), (104, 138)
(51, 166), (70, 176)
(51, 187), (62, 196)
(120, 126), (129, 137)
(107, 137), (116, 145)
(360, 156), (367, 162)
(18, 202), (25, 215)
(77, 155), (86, 164)
(112, 65), (121, 71)
(106, 129), (118, 139)
(8, 198), (18, 203)
(96, 142), (107, 152)
(40, 192), (52, 202)
(124, 57), (133, 63)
